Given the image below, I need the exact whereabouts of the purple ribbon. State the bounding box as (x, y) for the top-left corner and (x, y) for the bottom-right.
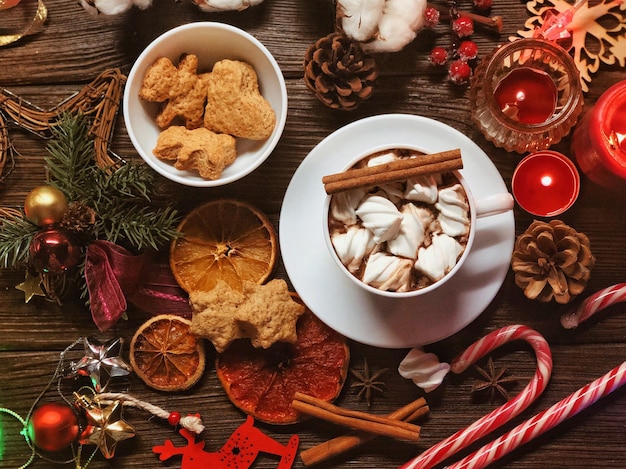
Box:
(84, 240), (190, 332)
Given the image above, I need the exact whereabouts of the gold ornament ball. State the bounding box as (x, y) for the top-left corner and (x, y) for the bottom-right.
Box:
(24, 186), (69, 226)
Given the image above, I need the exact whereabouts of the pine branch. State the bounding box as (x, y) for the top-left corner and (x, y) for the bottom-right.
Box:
(44, 113), (180, 252)
(0, 214), (39, 269)
(45, 113), (95, 201)
(94, 202), (180, 251)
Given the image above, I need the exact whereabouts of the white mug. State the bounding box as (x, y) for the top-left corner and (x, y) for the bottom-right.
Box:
(323, 145), (514, 298)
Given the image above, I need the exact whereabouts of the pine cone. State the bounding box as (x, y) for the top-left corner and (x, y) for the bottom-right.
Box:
(304, 33), (378, 111)
(60, 201), (97, 243)
(511, 220), (595, 304)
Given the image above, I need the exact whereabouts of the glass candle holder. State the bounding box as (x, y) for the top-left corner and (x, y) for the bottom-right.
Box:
(470, 38), (583, 154)
(571, 80), (626, 191)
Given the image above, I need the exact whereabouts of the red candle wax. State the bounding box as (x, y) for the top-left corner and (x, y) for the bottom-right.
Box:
(494, 68), (558, 125)
(572, 80), (626, 190)
(512, 151), (580, 217)
(0, 0), (21, 9)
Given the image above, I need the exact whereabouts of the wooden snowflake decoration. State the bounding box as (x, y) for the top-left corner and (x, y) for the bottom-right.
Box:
(515, 0), (626, 92)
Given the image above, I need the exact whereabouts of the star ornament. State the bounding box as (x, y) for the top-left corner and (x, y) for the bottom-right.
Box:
(70, 337), (132, 391)
(76, 395), (135, 459)
(15, 271), (45, 303)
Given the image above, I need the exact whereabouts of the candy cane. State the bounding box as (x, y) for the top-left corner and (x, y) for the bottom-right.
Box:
(561, 283), (626, 329)
(447, 360), (626, 469)
(399, 325), (552, 469)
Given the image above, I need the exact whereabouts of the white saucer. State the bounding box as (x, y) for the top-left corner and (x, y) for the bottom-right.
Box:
(279, 114), (515, 349)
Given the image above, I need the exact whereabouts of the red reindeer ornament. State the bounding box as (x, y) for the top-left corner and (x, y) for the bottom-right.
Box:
(153, 416), (299, 469)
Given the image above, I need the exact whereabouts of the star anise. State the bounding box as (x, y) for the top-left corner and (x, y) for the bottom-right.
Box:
(350, 357), (388, 407)
(471, 356), (518, 402)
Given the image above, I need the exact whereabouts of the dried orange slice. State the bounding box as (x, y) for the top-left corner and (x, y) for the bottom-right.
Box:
(216, 297), (350, 424)
(170, 199), (277, 293)
(130, 314), (205, 392)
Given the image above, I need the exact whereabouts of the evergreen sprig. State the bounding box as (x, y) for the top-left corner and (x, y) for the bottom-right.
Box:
(46, 113), (180, 252)
(0, 212), (38, 269)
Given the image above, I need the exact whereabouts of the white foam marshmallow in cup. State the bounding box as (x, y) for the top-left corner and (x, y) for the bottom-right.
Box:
(323, 145), (514, 299)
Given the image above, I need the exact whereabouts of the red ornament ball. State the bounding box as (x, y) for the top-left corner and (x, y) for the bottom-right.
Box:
(27, 403), (79, 452)
(30, 228), (81, 274)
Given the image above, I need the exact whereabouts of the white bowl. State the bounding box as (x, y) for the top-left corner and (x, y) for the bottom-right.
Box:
(123, 22), (288, 187)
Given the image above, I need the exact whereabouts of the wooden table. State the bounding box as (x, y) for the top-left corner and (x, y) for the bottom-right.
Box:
(1, 1), (626, 468)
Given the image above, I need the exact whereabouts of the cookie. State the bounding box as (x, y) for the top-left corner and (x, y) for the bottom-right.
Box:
(153, 126), (237, 180)
(139, 54), (209, 129)
(190, 279), (305, 352)
(204, 59), (276, 140)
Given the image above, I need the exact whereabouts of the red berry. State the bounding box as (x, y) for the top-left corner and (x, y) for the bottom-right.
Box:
(452, 16), (475, 37)
(424, 6), (441, 27)
(457, 40), (479, 61)
(429, 46), (449, 65)
(448, 59), (472, 84)
(167, 411), (181, 426)
(473, 0), (493, 9)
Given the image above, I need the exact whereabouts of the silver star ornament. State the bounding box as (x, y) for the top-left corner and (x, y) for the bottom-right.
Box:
(70, 337), (132, 391)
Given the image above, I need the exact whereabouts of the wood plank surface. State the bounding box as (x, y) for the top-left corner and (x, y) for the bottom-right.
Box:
(1, 0), (626, 468)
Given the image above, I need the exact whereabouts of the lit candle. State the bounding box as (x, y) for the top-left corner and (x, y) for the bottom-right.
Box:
(571, 80), (626, 190)
(494, 68), (558, 125)
(0, 0), (21, 9)
(512, 150), (580, 217)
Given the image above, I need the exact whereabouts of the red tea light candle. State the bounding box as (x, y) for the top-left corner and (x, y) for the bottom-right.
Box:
(494, 67), (558, 125)
(512, 150), (580, 217)
(571, 80), (626, 191)
(0, 0), (21, 9)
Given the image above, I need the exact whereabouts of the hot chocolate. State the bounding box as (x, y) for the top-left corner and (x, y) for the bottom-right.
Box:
(327, 148), (471, 293)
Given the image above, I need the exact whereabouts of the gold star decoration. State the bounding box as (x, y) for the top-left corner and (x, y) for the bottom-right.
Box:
(350, 357), (388, 407)
(75, 394), (135, 459)
(471, 356), (518, 402)
(15, 270), (45, 303)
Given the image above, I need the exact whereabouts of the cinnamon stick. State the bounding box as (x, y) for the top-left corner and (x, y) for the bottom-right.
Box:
(300, 397), (429, 466)
(292, 392), (422, 442)
(322, 148), (463, 194)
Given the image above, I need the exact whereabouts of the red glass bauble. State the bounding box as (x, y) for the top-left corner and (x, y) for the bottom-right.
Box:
(27, 403), (79, 452)
(29, 228), (81, 274)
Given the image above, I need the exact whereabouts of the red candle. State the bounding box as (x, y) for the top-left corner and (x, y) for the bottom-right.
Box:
(493, 68), (558, 125)
(512, 151), (580, 217)
(571, 80), (626, 190)
(0, 0), (21, 9)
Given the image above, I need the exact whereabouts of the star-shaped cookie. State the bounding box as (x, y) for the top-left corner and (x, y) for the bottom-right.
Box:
(190, 279), (305, 352)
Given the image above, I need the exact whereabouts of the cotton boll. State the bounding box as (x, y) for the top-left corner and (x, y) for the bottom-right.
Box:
(195, 0), (264, 12)
(338, 0), (386, 42)
(80, 0), (151, 14)
(361, 0), (428, 53)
